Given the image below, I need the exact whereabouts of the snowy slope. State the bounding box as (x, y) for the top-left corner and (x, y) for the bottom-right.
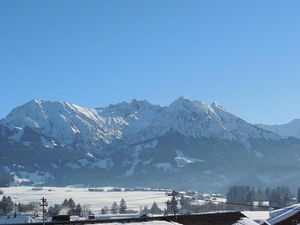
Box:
(257, 119), (300, 139)
(210, 102), (279, 147)
(134, 97), (279, 146)
(97, 99), (162, 137)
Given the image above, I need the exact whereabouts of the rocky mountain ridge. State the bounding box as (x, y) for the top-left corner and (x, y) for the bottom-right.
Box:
(258, 119), (300, 140)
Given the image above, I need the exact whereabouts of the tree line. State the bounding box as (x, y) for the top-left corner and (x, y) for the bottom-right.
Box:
(226, 185), (294, 208)
(0, 196), (14, 214)
(140, 202), (163, 215)
(100, 199), (163, 215)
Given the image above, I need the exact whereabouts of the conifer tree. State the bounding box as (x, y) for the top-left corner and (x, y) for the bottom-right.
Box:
(69, 198), (76, 210)
(111, 201), (118, 214)
(150, 202), (162, 214)
(119, 199), (127, 214)
(74, 204), (82, 216)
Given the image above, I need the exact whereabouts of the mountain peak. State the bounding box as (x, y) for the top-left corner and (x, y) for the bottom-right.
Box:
(168, 97), (209, 115)
(25, 99), (65, 108)
(29, 98), (43, 105)
(24, 99), (85, 112)
(103, 99), (159, 116)
(130, 99), (152, 108)
(173, 96), (189, 103)
(211, 101), (226, 111)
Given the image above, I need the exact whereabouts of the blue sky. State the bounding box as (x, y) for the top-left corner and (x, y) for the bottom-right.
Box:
(1, 0), (300, 124)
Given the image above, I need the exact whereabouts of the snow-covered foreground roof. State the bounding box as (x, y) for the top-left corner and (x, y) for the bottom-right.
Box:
(86, 221), (182, 225)
(0, 214), (33, 224)
(87, 218), (258, 225)
(233, 217), (260, 225)
(266, 203), (300, 225)
(242, 211), (270, 222)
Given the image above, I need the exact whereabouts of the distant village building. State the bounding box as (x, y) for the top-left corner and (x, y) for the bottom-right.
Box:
(88, 188), (104, 192)
(111, 188), (122, 192)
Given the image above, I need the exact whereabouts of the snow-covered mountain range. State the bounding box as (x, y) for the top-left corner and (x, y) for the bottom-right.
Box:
(0, 97), (279, 149)
(1, 97), (300, 191)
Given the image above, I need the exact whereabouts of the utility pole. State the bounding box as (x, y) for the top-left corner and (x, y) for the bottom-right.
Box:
(166, 190), (179, 217)
(40, 197), (48, 225)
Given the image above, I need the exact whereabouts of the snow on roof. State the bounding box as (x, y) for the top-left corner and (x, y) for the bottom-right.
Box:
(233, 217), (260, 225)
(0, 214), (33, 224)
(242, 211), (270, 221)
(86, 221), (182, 225)
(267, 203), (300, 225)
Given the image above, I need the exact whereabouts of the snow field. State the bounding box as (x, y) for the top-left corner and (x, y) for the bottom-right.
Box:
(0, 186), (170, 213)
